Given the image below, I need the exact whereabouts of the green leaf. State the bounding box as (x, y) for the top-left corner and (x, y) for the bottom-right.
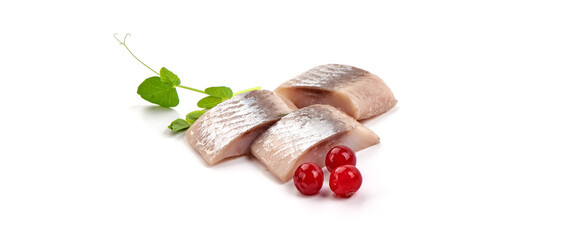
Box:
(197, 96), (223, 108)
(205, 86), (233, 99)
(160, 67), (181, 86)
(186, 110), (207, 124)
(137, 76), (179, 107)
(168, 118), (191, 132)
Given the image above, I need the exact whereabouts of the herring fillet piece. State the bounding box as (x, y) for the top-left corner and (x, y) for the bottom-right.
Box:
(251, 104), (380, 181)
(274, 64), (398, 120)
(186, 90), (297, 165)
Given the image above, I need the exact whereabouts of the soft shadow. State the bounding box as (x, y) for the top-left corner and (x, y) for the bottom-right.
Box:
(140, 105), (180, 118)
(166, 129), (188, 139)
(242, 155), (287, 185)
(329, 191), (369, 204)
(189, 152), (287, 185)
(129, 105), (180, 124)
(143, 105), (177, 113)
(129, 105), (181, 135)
(213, 154), (289, 185)
(182, 139), (213, 168)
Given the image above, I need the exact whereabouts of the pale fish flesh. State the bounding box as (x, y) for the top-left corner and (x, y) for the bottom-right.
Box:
(275, 64), (397, 120)
(250, 104), (380, 181)
(186, 90), (297, 165)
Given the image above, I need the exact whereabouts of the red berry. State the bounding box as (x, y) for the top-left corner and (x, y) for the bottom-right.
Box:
(293, 162), (324, 195)
(329, 165), (362, 198)
(325, 145), (357, 172)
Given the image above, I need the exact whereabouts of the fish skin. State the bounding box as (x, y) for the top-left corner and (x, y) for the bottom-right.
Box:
(186, 90), (297, 165)
(251, 104), (380, 181)
(275, 64), (397, 120)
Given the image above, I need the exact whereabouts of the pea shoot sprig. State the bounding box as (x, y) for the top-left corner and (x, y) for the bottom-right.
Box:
(114, 33), (260, 132)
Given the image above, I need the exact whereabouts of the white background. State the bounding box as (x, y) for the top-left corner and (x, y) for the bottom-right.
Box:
(1, 0), (586, 239)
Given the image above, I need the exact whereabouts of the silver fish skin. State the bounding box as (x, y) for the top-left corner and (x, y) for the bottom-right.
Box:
(250, 104), (380, 182)
(186, 90), (297, 165)
(275, 64), (397, 120)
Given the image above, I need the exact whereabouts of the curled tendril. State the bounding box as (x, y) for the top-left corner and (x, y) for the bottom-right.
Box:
(113, 33), (131, 45)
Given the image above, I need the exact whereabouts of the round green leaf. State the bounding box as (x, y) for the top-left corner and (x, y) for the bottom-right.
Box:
(197, 96), (223, 109)
(186, 110), (207, 124)
(137, 77), (179, 107)
(160, 67), (181, 86)
(205, 86), (233, 99)
(168, 118), (191, 132)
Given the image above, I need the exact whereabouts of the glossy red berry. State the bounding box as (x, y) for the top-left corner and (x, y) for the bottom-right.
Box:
(325, 145), (357, 172)
(329, 165), (362, 198)
(293, 162), (324, 195)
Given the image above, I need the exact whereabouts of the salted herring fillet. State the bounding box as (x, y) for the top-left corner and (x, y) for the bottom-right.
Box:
(186, 90), (297, 165)
(275, 64), (397, 120)
(251, 104), (380, 181)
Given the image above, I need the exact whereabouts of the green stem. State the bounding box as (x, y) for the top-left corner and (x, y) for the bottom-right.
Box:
(177, 85), (206, 94)
(114, 33), (159, 76)
(234, 86), (262, 95)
